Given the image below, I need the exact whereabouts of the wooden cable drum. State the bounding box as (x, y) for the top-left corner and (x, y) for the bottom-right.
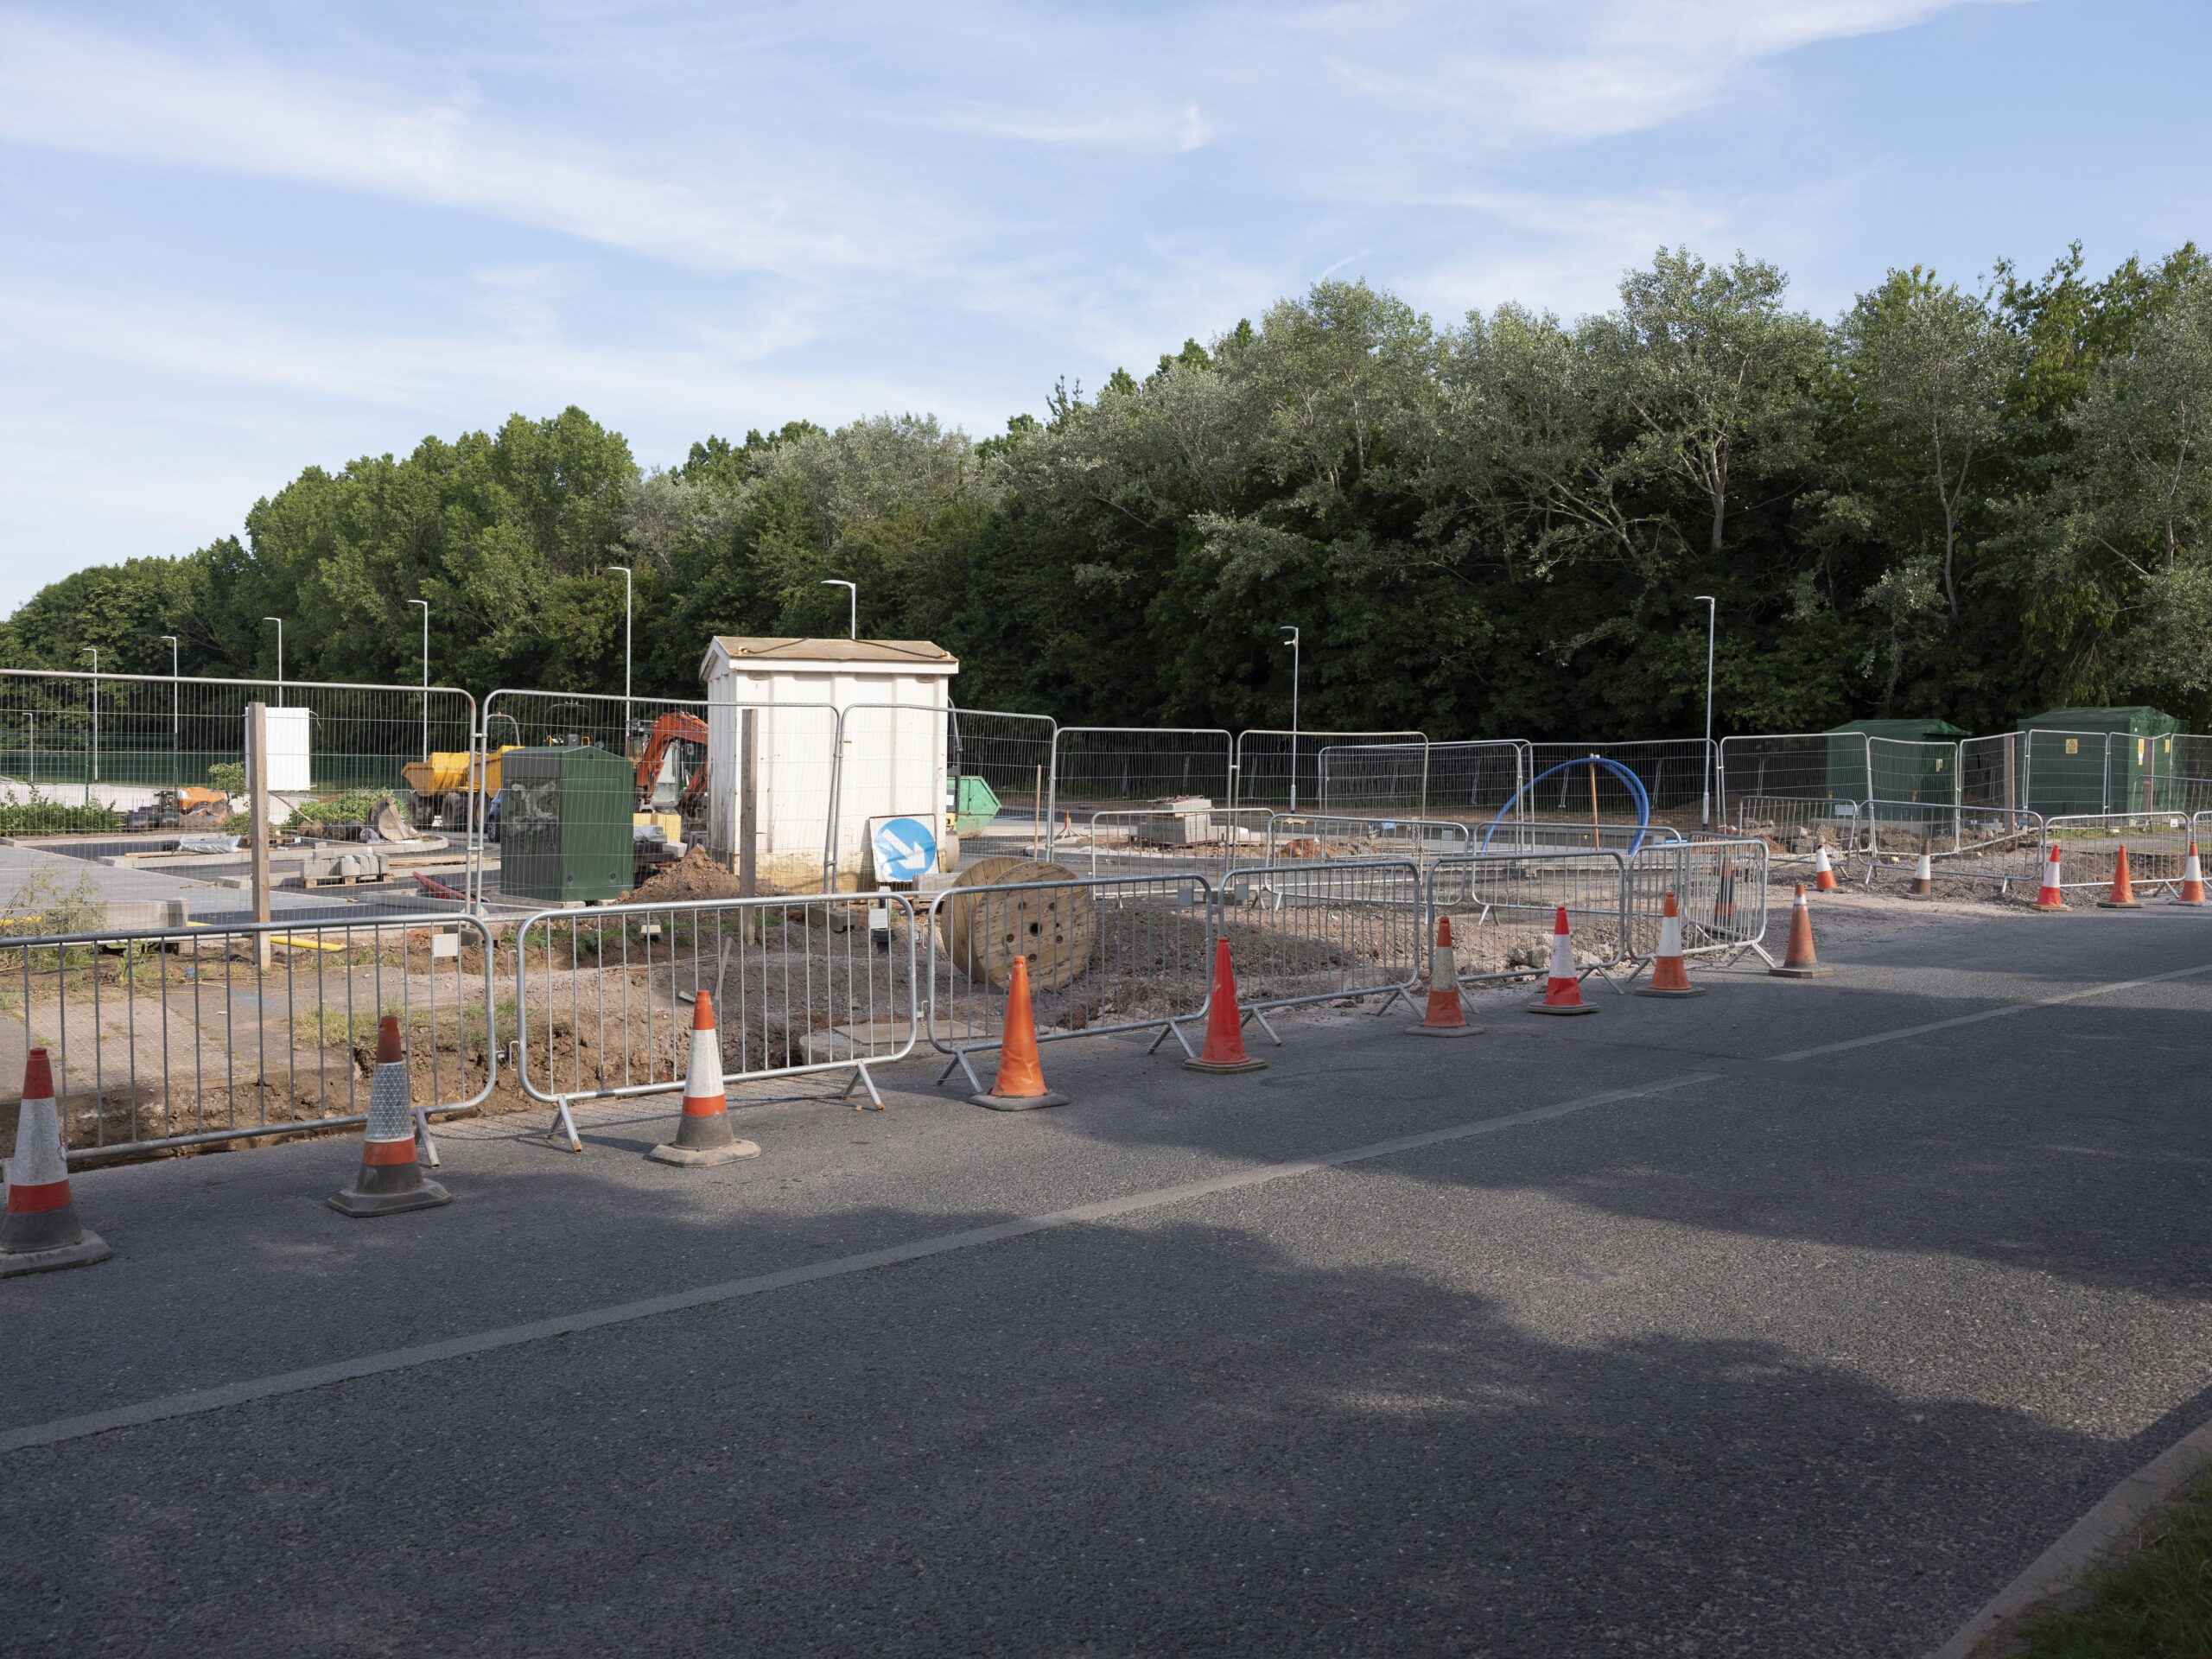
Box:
(938, 858), (1096, 992)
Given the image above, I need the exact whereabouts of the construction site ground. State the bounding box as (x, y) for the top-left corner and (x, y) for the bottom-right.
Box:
(6, 891), (2212, 1656)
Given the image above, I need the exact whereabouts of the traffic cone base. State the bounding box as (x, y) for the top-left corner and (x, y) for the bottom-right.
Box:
(2, 1049), (110, 1276)
(1185, 938), (1270, 1071)
(0, 1228), (111, 1279)
(973, 956), (1072, 1108)
(1636, 893), (1706, 999)
(1527, 906), (1599, 1016)
(1409, 916), (1482, 1037)
(651, 992), (766, 1160)
(1770, 884), (1835, 979)
(2095, 896), (2145, 910)
(331, 1017), (453, 1217)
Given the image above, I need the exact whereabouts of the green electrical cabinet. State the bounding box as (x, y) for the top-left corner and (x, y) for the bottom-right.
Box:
(2015, 707), (2182, 816)
(1823, 718), (1967, 804)
(498, 743), (636, 903)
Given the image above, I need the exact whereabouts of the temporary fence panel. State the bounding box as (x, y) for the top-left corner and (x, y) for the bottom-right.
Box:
(1623, 837), (1770, 959)
(1425, 849), (1630, 986)
(2147, 734), (2212, 813)
(1315, 741), (1429, 816)
(2041, 811), (2197, 893)
(1423, 741), (1532, 821)
(2020, 728), (2113, 817)
(925, 871), (1217, 1090)
(1082, 806), (1271, 882)
(1524, 740), (1715, 822)
(0, 671), (480, 924)
(950, 707), (1058, 825)
(1234, 730), (1425, 813)
(1047, 728), (1235, 825)
(1215, 859), (1425, 1035)
(0, 911), (496, 1162)
(834, 703), (953, 886)
(1484, 819), (1684, 854)
(1717, 732), (1857, 820)
(1867, 737), (1959, 806)
(1263, 813), (1472, 866)
(514, 891), (918, 1134)
(1959, 733), (2022, 811)
(1859, 800), (2045, 889)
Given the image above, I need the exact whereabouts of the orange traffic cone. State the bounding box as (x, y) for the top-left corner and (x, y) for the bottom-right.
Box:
(1184, 938), (1268, 1071)
(2096, 842), (2144, 910)
(973, 957), (1071, 1109)
(1, 1048), (108, 1276)
(1770, 884), (1834, 979)
(1636, 892), (1706, 999)
(1905, 843), (1935, 899)
(1812, 844), (1839, 893)
(651, 992), (763, 1160)
(2034, 844), (2069, 912)
(330, 1016), (452, 1217)
(1528, 906), (1599, 1016)
(1409, 915), (1478, 1037)
(2178, 842), (2207, 906)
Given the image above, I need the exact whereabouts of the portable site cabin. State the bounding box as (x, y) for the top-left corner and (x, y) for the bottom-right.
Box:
(699, 637), (958, 889)
(1823, 718), (1967, 805)
(2014, 706), (2182, 816)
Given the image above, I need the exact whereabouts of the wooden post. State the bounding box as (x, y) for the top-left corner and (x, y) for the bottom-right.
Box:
(1032, 765), (1043, 859)
(739, 709), (758, 938)
(247, 700), (272, 969)
(1588, 757), (1600, 842)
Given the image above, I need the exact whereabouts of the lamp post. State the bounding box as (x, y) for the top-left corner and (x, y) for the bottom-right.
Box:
(1281, 625), (1301, 810)
(607, 566), (633, 741)
(263, 617), (284, 706)
(1693, 595), (1716, 828)
(822, 579), (856, 640)
(406, 599), (430, 760)
(81, 647), (99, 785)
(161, 633), (179, 777)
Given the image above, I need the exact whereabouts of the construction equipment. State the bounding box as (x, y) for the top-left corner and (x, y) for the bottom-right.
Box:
(632, 712), (710, 813)
(123, 788), (230, 833)
(404, 746), (520, 830)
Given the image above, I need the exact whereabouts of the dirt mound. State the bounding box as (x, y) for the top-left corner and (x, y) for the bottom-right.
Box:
(626, 846), (780, 906)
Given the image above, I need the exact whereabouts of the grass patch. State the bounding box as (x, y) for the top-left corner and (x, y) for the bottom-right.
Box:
(2018, 1473), (2212, 1656)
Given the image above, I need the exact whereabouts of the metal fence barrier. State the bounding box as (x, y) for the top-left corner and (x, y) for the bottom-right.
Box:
(1047, 727), (1234, 830)
(1236, 729), (1425, 814)
(1484, 818), (1685, 854)
(1425, 849), (1630, 988)
(925, 871), (1217, 1091)
(1217, 859), (1424, 1042)
(1263, 813), (1472, 866)
(1081, 807), (1270, 882)
(0, 911), (497, 1164)
(1624, 837), (1771, 963)
(2041, 811), (2198, 893)
(513, 893), (918, 1146)
(1718, 732), (1853, 821)
(1859, 800), (2046, 890)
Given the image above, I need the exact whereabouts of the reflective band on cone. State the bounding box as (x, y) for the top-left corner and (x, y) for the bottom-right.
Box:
(1409, 915), (1479, 1037)
(329, 1016), (453, 1217)
(1, 1047), (109, 1276)
(652, 992), (765, 1160)
(972, 957), (1071, 1109)
(2179, 843), (2207, 906)
(1636, 892), (1706, 999)
(1184, 938), (1269, 1071)
(1527, 906), (1599, 1016)
(2035, 845), (2069, 912)
(1770, 884), (1835, 979)
(1813, 845), (1838, 893)
(2096, 842), (2144, 910)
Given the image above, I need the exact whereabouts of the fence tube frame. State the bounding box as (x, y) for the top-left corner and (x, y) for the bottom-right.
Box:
(1215, 858), (1426, 1045)
(1422, 849), (1632, 991)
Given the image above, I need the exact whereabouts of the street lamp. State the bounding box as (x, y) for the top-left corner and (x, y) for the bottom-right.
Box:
(160, 634), (180, 774)
(263, 617), (284, 706)
(406, 599), (430, 760)
(822, 579), (856, 640)
(1693, 595), (1716, 828)
(607, 566), (633, 741)
(81, 647), (99, 785)
(1280, 625), (1301, 811)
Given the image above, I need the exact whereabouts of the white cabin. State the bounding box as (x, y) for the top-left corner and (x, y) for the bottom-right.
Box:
(698, 636), (958, 888)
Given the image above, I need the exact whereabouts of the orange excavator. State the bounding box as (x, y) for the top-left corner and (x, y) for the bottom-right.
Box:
(634, 711), (710, 812)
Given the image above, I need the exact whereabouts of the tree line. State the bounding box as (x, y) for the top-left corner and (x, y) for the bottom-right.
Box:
(11, 241), (2212, 741)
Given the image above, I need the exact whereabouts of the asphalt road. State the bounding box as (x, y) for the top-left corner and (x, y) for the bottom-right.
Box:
(6, 899), (2212, 1656)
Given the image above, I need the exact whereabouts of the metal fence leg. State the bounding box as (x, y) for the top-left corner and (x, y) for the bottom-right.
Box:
(544, 1096), (583, 1154)
(840, 1061), (886, 1111)
(1246, 1005), (1286, 1046)
(412, 1107), (441, 1169)
(1147, 1017), (1199, 1059)
(938, 1049), (987, 1093)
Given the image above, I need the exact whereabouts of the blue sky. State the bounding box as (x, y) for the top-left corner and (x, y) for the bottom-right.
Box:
(3, 0), (2206, 614)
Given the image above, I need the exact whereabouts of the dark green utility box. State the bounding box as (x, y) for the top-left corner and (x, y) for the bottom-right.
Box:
(2015, 707), (2181, 816)
(499, 743), (636, 903)
(1824, 718), (1967, 804)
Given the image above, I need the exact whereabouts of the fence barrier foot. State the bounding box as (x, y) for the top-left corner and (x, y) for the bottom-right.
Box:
(412, 1108), (441, 1170)
(543, 1097), (583, 1154)
(842, 1063), (886, 1111)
